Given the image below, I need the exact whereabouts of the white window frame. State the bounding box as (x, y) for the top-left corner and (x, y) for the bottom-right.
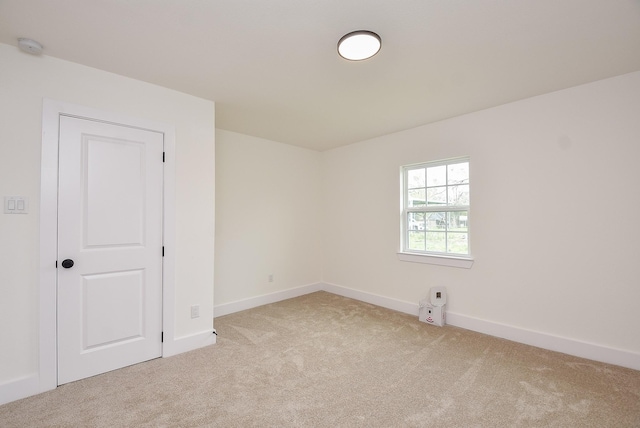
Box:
(398, 157), (474, 268)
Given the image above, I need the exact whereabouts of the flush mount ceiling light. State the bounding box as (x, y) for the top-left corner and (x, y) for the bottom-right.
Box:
(18, 38), (43, 55)
(337, 30), (381, 61)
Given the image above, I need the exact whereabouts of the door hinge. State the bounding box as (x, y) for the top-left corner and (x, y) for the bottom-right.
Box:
(163, 152), (165, 162)
(161, 332), (164, 342)
(55, 260), (57, 268)
(162, 246), (164, 257)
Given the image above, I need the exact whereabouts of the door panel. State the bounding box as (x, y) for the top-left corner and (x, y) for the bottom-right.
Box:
(57, 116), (163, 385)
(84, 136), (145, 247)
(82, 269), (144, 349)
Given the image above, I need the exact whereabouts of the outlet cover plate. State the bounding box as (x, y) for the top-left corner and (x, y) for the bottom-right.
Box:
(190, 305), (200, 319)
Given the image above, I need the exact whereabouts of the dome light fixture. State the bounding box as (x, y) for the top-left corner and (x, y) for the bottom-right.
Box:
(337, 30), (381, 61)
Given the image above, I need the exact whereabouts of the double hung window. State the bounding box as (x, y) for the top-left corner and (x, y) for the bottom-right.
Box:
(402, 158), (470, 257)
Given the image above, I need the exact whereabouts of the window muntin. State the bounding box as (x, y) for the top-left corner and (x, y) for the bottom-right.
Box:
(402, 158), (470, 256)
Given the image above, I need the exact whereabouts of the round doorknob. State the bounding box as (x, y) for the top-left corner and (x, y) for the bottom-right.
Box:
(61, 259), (74, 269)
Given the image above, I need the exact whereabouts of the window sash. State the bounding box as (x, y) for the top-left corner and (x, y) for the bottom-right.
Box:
(406, 205), (469, 213)
(403, 210), (469, 255)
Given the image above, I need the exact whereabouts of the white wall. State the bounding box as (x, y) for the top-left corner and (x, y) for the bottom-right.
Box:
(322, 71), (640, 358)
(214, 130), (322, 312)
(0, 43), (215, 401)
(2, 38), (637, 404)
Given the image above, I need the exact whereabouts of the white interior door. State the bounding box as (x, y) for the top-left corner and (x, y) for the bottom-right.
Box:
(57, 116), (164, 385)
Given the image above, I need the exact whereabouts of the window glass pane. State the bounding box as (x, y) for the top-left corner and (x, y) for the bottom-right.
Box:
(407, 168), (425, 189)
(408, 189), (426, 207)
(427, 187), (446, 206)
(447, 232), (468, 254)
(408, 212), (425, 230)
(448, 162), (469, 185)
(425, 232), (446, 252)
(408, 231), (426, 251)
(447, 211), (468, 232)
(426, 212), (446, 230)
(448, 185), (469, 206)
(426, 165), (446, 187)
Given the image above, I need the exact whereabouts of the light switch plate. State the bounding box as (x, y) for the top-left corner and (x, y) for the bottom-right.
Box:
(4, 196), (29, 214)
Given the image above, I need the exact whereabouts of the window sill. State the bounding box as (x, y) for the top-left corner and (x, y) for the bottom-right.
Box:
(397, 252), (474, 269)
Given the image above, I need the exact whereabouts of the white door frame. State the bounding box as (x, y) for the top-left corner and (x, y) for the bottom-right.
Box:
(39, 99), (177, 391)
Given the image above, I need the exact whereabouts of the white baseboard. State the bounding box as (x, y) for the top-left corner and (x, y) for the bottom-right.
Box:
(0, 373), (40, 406)
(214, 282), (323, 318)
(322, 282), (419, 316)
(320, 282), (640, 372)
(445, 311), (640, 371)
(162, 329), (217, 358)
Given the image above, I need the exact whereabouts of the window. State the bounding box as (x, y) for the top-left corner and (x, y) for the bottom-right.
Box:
(401, 158), (470, 259)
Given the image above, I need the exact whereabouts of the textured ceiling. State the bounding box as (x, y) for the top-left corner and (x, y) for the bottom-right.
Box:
(1, 0), (639, 151)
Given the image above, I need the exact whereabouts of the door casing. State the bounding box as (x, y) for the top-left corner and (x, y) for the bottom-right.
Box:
(39, 99), (177, 391)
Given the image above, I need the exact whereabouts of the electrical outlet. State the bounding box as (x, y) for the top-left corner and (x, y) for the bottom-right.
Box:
(191, 305), (200, 319)
(268, 274), (274, 283)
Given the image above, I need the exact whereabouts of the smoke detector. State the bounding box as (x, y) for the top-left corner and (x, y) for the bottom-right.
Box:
(18, 38), (43, 55)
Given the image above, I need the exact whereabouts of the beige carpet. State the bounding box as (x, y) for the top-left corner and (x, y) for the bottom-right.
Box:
(1, 291), (639, 427)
